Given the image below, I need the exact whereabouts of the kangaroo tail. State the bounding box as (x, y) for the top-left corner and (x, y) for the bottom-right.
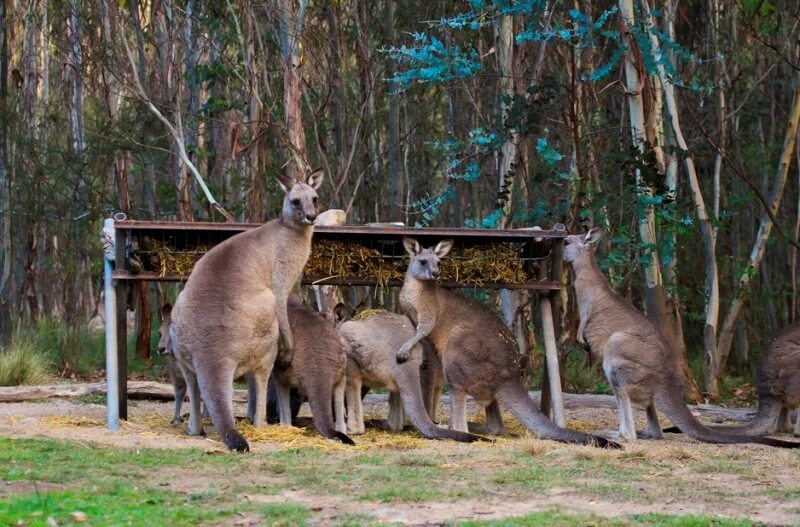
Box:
(307, 379), (356, 446)
(495, 381), (620, 449)
(656, 385), (799, 448)
(664, 396), (782, 437)
(397, 378), (484, 443)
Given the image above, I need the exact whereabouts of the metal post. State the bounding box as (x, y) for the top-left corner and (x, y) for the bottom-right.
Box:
(103, 218), (119, 431)
(114, 213), (128, 420)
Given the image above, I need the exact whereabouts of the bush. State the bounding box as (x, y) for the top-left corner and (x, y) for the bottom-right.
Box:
(0, 335), (52, 386)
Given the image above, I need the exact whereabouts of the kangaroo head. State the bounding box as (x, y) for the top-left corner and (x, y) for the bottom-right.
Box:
(403, 237), (453, 281)
(157, 303), (173, 356)
(563, 226), (604, 263)
(278, 169), (324, 228)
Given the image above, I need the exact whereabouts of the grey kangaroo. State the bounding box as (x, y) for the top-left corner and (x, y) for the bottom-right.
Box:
(339, 310), (481, 442)
(667, 322), (800, 437)
(171, 169), (323, 451)
(563, 226), (800, 448)
(271, 297), (354, 445)
(397, 238), (619, 448)
(156, 303), (187, 426)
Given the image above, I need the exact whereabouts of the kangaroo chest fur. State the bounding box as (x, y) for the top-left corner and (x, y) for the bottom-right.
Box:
(399, 279), (521, 400)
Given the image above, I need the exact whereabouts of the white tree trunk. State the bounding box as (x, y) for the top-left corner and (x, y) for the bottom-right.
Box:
(717, 78), (800, 373)
(639, 0), (720, 396)
(496, 14), (516, 229)
(618, 0), (667, 322)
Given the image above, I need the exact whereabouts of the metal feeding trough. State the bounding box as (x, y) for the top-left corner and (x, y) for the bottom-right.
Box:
(102, 217), (569, 431)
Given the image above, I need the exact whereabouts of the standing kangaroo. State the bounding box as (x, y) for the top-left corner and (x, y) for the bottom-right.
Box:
(666, 322), (800, 437)
(171, 169), (323, 452)
(397, 238), (619, 448)
(270, 297), (354, 445)
(156, 303), (187, 426)
(339, 310), (481, 442)
(564, 226), (800, 448)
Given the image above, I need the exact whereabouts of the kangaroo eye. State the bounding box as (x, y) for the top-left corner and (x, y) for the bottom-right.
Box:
(291, 198), (301, 207)
(420, 260), (427, 266)
(312, 197), (318, 205)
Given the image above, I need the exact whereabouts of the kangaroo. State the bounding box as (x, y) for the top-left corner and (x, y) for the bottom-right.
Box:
(339, 310), (481, 442)
(664, 322), (800, 437)
(156, 303), (187, 426)
(171, 169), (324, 451)
(270, 297), (354, 445)
(396, 238), (619, 448)
(563, 226), (800, 448)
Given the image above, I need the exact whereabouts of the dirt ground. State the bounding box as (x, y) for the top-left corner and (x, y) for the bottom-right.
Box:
(1, 393), (799, 526)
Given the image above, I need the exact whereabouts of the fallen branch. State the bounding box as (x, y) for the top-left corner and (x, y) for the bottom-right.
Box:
(0, 384), (756, 423)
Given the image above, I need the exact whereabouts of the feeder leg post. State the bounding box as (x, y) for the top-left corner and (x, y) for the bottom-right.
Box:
(103, 221), (119, 431)
(540, 296), (565, 427)
(539, 235), (566, 427)
(114, 224), (128, 420)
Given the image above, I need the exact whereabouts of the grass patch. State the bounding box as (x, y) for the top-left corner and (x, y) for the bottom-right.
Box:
(1, 486), (241, 526)
(0, 333), (51, 386)
(0, 437), (242, 485)
(72, 393), (108, 405)
(260, 503), (310, 526)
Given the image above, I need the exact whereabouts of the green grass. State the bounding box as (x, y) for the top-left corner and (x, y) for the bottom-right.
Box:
(260, 503), (310, 526)
(0, 333), (51, 386)
(0, 437), (791, 526)
(1, 486), (238, 526)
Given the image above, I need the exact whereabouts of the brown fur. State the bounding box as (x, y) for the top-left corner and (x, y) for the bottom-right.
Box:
(564, 227), (800, 448)
(704, 322), (800, 437)
(156, 304), (186, 426)
(397, 238), (618, 448)
(339, 310), (480, 442)
(171, 169), (324, 452)
(271, 298), (354, 445)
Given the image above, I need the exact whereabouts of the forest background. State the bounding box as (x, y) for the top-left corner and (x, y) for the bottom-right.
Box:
(0, 0), (798, 400)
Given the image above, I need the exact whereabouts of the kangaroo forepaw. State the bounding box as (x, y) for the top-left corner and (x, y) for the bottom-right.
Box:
(396, 348), (410, 364)
(170, 416), (184, 426)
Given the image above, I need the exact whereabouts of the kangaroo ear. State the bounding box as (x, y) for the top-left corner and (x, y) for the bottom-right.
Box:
(332, 303), (349, 324)
(434, 239), (454, 258)
(584, 226), (604, 245)
(403, 237), (421, 256)
(277, 173), (294, 193)
(306, 168), (324, 190)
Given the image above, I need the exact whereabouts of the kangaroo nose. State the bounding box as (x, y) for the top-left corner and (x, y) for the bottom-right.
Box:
(305, 212), (317, 222)
(431, 269), (440, 278)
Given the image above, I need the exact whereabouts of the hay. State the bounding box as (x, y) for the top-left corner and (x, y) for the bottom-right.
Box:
(141, 237), (534, 287)
(352, 308), (389, 321)
(41, 416), (104, 428)
(305, 240), (405, 288)
(147, 241), (207, 279)
(237, 420), (431, 452)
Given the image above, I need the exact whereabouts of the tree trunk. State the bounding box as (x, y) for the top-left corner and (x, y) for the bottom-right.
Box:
(717, 77), (800, 376)
(618, 0), (671, 340)
(385, 0), (402, 222)
(278, 0), (309, 181)
(496, 14), (516, 229)
(0, 0), (11, 347)
(634, 0), (713, 399)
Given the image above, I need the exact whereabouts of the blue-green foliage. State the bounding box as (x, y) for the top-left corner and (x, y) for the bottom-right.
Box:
(386, 0), (707, 230)
(385, 33), (482, 88)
